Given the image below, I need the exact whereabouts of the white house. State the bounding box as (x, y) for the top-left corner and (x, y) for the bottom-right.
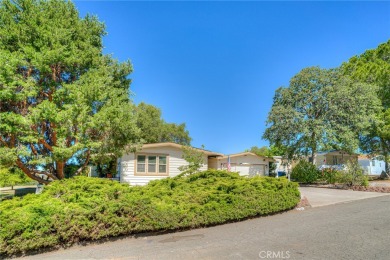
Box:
(100, 143), (274, 186)
(315, 150), (358, 169)
(209, 152), (274, 177)
(358, 155), (386, 176)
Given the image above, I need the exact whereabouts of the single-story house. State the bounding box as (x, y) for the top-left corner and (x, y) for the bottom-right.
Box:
(358, 155), (386, 175)
(315, 150), (358, 169)
(209, 152), (274, 177)
(92, 143), (275, 186)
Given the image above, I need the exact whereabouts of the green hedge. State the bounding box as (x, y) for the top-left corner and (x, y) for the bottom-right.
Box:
(291, 160), (369, 187)
(291, 160), (320, 183)
(0, 170), (300, 255)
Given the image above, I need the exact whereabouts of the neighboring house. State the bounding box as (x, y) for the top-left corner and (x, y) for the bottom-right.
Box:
(209, 152), (274, 177)
(358, 155), (386, 175)
(273, 156), (293, 177)
(315, 150), (358, 169)
(91, 143), (276, 186)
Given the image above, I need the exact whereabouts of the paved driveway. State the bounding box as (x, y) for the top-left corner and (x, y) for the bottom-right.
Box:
(299, 186), (389, 207)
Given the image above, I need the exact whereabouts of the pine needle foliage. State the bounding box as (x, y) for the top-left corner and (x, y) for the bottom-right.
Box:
(0, 170), (300, 256)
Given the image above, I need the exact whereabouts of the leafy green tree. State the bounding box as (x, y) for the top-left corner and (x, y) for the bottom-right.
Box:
(247, 146), (269, 157)
(263, 67), (381, 164)
(343, 40), (390, 108)
(247, 145), (285, 157)
(136, 102), (164, 144)
(342, 40), (390, 175)
(136, 102), (191, 145)
(160, 122), (191, 145)
(0, 0), (140, 184)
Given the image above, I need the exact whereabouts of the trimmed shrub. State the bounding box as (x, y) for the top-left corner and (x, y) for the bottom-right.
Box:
(291, 160), (320, 183)
(0, 170), (300, 256)
(0, 168), (35, 188)
(318, 168), (343, 184)
(337, 160), (369, 187)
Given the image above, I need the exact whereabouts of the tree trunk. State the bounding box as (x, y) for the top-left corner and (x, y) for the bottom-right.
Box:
(56, 161), (65, 179)
(381, 138), (390, 178)
(311, 132), (317, 165)
(384, 151), (390, 178)
(75, 150), (91, 175)
(311, 148), (317, 166)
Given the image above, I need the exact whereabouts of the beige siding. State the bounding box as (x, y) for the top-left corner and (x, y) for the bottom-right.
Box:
(216, 154), (270, 176)
(120, 146), (207, 186)
(208, 158), (218, 169)
(315, 154), (325, 167)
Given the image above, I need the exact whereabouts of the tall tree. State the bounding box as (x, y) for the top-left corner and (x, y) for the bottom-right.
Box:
(136, 102), (191, 145)
(0, 0), (140, 184)
(263, 66), (381, 164)
(247, 145), (285, 157)
(136, 102), (164, 144)
(160, 122), (191, 145)
(342, 40), (390, 175)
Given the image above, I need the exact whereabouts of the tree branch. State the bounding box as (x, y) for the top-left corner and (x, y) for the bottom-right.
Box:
(31, 169), (59, 181)
(0, 136), (8, 147)
(75, 149), (91, 175)
(30, 143), (38, 155)
(16, 159), (51, 184)
(38, 139), (53, 151)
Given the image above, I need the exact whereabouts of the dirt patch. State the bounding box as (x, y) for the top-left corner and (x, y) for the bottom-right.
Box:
(352, 186), (390, 193)
(370, 180), (390, 187)
(296, 196), (311, 208)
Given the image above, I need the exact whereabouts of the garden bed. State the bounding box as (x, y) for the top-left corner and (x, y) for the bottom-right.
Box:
(299, 183), (390, 193)
(0, 170), (300, 256)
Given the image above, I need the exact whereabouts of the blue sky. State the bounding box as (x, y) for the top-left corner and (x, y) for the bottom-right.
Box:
(75, 1), (390, 154)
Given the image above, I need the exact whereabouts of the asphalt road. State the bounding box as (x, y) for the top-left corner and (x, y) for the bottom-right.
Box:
(20, 195), (390, 260)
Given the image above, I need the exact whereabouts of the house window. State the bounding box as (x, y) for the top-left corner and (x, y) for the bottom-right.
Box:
(159, 156), (167, 173)
(148, 156), (156, 172)
(372, 160), (375, 167)
(136, 154), (168, 175)
(137, 155), (146, 172)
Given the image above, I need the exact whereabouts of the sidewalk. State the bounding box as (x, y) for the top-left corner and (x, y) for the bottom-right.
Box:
(299, 186), (390, 207)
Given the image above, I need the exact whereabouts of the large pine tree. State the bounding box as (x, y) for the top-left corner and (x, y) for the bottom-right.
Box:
(0, 0), (140, 183)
